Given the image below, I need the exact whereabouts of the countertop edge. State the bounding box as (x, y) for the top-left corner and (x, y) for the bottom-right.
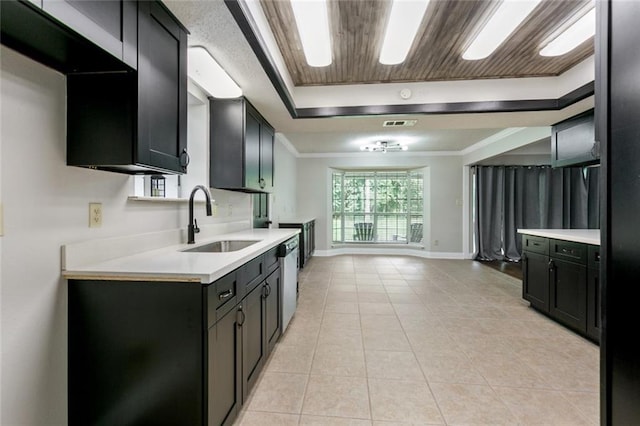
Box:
(517, 229), (600, 246)
(63, 229), (300, 284)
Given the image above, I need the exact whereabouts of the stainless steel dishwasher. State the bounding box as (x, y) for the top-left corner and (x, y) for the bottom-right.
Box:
(278, 236), (299, 332)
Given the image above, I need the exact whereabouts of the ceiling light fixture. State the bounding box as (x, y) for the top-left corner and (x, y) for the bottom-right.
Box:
(360, 141), (409, 153)
(462, 0), (542, 60)
(188, 46), (242, 98)
(379, 0), (431, 65)
(291, 0), (332, 67)
(539, 8), (595, 57)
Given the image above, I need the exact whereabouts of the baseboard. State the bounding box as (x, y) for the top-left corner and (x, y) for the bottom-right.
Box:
(314, 247), (466, 260)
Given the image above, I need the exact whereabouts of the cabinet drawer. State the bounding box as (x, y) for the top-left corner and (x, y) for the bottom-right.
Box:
(550, 239), (587, 265)
(522, 235), (549, 255)
(239, 255), (264, 295)
(264, 246), (279, 275)
(588, 245), (601, 269)
(207, 271), (238, 327)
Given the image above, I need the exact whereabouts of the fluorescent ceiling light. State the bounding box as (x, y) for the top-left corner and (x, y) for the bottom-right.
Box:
(540, 8), (595, 57)
(188, 46), (242, 98)
(291, 0), (332, 67)
(462, 0), (542, 60)
(379, 0), (430, 65)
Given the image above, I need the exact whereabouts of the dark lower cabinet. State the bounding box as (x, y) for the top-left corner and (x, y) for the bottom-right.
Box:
(279, 219), (315, 269)
(522, 251), (550, 312)
(549, 258), (587, 333)
(241, 283), (265, 402)
(209, 304), (242, 426)
(69, 252), (283, 426)
(264, 270), (281, 356)
(521, 235), (599, 343)
(69, 281), (205, 426)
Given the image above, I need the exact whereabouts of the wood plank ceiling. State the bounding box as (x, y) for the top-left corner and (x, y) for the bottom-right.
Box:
(259, 0), (594, 86)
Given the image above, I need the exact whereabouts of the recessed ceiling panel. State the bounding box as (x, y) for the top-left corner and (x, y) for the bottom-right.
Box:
(260, 0), (594, 86)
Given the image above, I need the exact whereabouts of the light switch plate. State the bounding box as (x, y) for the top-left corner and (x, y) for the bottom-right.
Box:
(89, 203), (102, 228)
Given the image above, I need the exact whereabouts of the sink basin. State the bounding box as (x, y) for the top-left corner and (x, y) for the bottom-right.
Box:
(181, 240), (260, 253)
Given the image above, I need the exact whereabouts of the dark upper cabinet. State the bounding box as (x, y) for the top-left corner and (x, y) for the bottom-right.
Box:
(41, 0), (138, 69)
(66, 1), (189, 174)
(210, 97), (275, 193)
(551, 109), (598, 168)
(0, 0), (131, 73)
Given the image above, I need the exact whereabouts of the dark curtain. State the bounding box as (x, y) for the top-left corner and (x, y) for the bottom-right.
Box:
(474, 165), (599, 262)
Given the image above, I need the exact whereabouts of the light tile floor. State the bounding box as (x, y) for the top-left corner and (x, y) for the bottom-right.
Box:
(235, 255), (599, 425)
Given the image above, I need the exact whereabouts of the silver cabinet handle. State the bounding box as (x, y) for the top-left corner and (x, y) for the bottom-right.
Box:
(218, 289), (233, 301)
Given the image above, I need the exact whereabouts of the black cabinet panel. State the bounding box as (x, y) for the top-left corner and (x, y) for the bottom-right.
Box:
(521, 234), (599, 343)
(209, 305), (241, 426)
(61, 1), (188, 175)
(42, 0), (137, 69)
(605, 1), (640, 420)
(551, 109), (598, 167)
(522, 251), (550, 312)
(245, 111), (262, 190)
(587, 267), (601, 343)
(279, 220), (314, 269)
(241, 284), (265, 402)
(549, 259), (587, 333)
(136, 0), (188, 174)
(0, 0), (129, 73)
(210, 97), (274, 193)
(264, 270), (281, 355)
(69, 280), (204, 426)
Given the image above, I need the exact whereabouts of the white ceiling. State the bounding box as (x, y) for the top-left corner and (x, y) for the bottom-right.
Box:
(165, 1), (594, 156)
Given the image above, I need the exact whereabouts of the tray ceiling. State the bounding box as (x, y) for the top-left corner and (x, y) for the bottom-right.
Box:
(259, 0), (594, 87)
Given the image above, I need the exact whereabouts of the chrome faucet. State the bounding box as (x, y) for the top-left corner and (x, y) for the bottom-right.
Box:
(187, 185), (213, 244)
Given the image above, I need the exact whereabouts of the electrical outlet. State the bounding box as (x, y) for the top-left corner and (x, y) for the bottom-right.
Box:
(89, 203), (102, 228)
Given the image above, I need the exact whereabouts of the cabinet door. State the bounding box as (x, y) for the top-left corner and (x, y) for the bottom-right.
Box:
(310, 221), (315, 255)
(137, 1), (188, 174)
(241, 284), (265, 401)
(522, 251), (550, 312)
(587, 268), (601, 343)
(42, 0), (137, 68)
(260, 124), (274, 190)
(245, 110), (261, 191)
(549, 259), (587, 333)
(209, 306), (242, 426)
(264, 270), (281, 356)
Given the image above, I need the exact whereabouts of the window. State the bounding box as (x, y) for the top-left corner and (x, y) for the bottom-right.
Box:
(332, 170), (424, 244)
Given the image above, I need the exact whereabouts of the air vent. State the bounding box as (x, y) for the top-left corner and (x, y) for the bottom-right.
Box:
(383, 120), (417, 127)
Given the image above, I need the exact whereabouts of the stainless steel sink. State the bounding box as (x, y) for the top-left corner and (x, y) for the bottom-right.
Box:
(181, 240), (260, 253)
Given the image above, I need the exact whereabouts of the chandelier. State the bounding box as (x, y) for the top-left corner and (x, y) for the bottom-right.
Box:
(360, 141), (408, 153)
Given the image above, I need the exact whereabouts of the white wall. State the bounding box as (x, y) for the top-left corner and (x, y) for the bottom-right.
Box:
(271, 134), (298, 226)
(296, 154), (464, 254)
(0, 47), (253, 425)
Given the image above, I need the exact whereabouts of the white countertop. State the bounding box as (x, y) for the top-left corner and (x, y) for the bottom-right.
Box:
(518, 229), (600, 245)
(278, 217), (315, 224)
(62, 228), (300, 284)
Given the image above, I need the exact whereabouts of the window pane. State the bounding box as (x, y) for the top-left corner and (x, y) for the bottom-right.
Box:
(332, 170), (423, 244)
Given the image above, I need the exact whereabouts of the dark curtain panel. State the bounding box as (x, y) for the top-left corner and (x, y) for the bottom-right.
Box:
(474, 165), (599, 262)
